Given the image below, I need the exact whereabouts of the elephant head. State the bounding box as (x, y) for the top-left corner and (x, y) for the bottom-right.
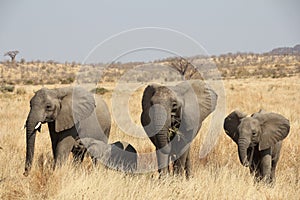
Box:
(24, 86), (95, 174)
(224, 110), (290, 166)
(141, 84), (180, 154)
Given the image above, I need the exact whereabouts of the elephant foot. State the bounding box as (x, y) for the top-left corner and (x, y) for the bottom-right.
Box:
(23, 171), (29, 177)
(158, 172), (171, 179)
(253, 174), (274, 186)
(262, 175), (273, 185)
(157, 166), (171, 179)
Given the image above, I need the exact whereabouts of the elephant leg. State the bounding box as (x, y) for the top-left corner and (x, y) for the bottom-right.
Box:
(250, 154), (261, 182)
(156, 150), (170, 176)
(173, 157), (186, 176)
(184, 150), (191, 179)
(49, 123), (59, 161)
(173, 149), (189, 177)
(270, 159), (278, 183)
(250, 166), (261, 182)
(172, 136), (191, 178)
(270, 142), (281, 183)
(260, 149), (272, 183)
(92, 157), (98, 165)
(71, 138), (87, 164)
(54, 136), (75, 169)
(72, 146), (87, 164)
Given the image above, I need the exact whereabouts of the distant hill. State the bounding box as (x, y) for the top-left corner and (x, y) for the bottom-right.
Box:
(269, 44), (300, 55)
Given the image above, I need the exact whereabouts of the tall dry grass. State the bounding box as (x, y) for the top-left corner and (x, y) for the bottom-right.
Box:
(0, 77), (299, 199)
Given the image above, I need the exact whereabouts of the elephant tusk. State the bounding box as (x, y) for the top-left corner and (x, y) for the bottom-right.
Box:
(21, 124), (26, 130)
(21, 120), (27, 130)
(34, 122), (42, 130)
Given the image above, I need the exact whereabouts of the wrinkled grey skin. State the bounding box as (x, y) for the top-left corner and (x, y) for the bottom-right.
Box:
(141, 80), (217, 178)
(224, 110), (290, 183)
(24, 86), (111, 176)
(79, 138), (137, 173)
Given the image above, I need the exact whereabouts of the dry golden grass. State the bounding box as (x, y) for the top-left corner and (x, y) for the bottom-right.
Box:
(0, 76), (300, 199)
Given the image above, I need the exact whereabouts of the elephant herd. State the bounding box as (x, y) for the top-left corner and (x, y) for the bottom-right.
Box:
(23, 80), (290, 184)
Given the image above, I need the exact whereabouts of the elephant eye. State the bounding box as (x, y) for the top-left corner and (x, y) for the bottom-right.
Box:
(46, 103), (52, 110)
(150, 101), (154, 106)
(252, 132), (257, 136)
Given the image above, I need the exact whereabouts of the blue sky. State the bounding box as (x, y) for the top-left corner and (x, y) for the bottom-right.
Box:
(0, 0), (299, 63)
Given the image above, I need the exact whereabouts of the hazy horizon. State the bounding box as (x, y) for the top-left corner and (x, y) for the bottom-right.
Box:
(0, 0), (299, 63)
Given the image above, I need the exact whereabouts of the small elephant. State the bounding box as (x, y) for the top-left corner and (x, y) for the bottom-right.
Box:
(24, 86), (111, 176)
(141, 80), (217, 178)
(79, 138), (138, 173)
(224, 110), (290, 183)
(110, 141), (138, 173)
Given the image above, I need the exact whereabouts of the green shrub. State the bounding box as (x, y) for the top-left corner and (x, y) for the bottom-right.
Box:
(0, 85), (15, 93)
(60, 77), (75, 84)
(24, 80), (34, 85)
(90, 87), (109, 95)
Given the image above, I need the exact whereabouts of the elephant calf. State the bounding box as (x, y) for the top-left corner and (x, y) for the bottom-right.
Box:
(78, 138), (138, 173)
(24, 86), (111, 176)
(224, 110), (290, 183)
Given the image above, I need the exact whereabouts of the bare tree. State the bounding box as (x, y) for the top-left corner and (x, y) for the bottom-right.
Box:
(4, 50), (19, 62)
(169, 57), (198, 79)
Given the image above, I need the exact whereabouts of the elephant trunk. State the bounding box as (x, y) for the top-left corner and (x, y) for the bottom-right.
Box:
(238, 138), (250, 167)
(152, 105), (171, 154)
(24, 109), (42, 176)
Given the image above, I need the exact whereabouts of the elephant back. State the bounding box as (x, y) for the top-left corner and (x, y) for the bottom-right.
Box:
(110, 141), (138, 173)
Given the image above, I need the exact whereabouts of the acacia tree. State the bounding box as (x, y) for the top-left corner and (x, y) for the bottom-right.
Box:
(4, 50), (19, 62)
(169, 57), (198, 79)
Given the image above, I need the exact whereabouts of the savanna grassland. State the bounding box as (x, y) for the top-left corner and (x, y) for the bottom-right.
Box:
(0, 55), (300, 199)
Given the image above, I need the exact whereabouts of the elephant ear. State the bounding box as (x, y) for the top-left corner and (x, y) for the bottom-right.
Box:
(141, 84), (158, 127)
(124, 143), (137, 153)
(177, 81), (217, 132)
(112, 141), (125, 150)
(55, 86), (96, 132)
(254, 112), (290, 151)
(251, 109), (267, 117)
(223, 110), (247, 144)
(190, 81), (218, 123)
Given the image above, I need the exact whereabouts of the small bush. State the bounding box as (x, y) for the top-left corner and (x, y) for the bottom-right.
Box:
(20, 58), (26, 64)
(24, 80), (34, 85)
(16, 88), (26, 95)
(90, 87), (109, 95)
(60, 77), (75, 84)
(0, 85), (15, 93)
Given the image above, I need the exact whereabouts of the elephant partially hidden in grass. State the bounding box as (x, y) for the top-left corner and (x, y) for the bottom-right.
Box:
(224, 110), (290, 183)
(24, 86), (111, 176)
(141, 80), (217, 178)
(78, 138), (137, 173)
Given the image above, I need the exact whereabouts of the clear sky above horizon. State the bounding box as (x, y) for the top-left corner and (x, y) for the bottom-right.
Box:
(0, 0), (299, 63)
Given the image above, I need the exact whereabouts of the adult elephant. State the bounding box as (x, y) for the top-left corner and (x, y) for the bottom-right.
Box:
(141, 80), (217, 178)
(78, 138), (138, 173)
(24, 86), (111, 176)
(223, 110), (290, 183)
